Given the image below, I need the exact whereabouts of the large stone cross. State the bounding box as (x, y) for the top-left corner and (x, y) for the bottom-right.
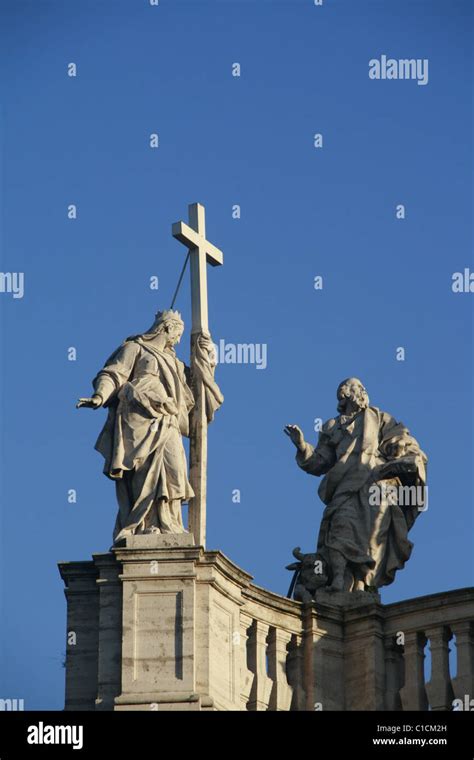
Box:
(172, 203), (223, 547)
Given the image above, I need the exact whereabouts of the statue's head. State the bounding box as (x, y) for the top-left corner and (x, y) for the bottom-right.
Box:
(142, 309), (184, 346)
(337, 377), (369, 415)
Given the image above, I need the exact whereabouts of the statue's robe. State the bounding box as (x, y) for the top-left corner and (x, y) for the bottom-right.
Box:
(92, 336), (222, 541)
(296, 406), (427, 588)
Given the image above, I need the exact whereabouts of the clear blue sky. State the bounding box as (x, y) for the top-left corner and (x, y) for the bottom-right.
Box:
(0, 0), (472, 709)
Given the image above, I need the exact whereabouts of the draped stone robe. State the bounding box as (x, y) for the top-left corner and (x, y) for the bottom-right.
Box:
(92, 336), (222, 542)
(296, 406), (427, 588)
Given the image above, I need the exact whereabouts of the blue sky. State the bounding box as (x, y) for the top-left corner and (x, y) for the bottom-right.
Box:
(0, 0), (472, 709)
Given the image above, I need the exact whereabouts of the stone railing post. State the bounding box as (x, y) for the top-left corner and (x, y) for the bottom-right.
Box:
(239, 612), (255, 710)
(425, 626), (454, 711)
(247, 620), (273, 711)
(267, 627), (293, 711)
(384, 636), (404, 711)
(451, 621), (474, 706)
(286, 634), (306, 711)
(399, 631), (428, 711)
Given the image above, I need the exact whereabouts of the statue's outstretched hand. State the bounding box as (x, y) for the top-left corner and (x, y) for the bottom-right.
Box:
(284, 424), (305, 449)
(76, 395), (102, 409)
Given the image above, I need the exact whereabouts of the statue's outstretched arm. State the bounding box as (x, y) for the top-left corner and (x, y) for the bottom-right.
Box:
(77, 341), (140, 409)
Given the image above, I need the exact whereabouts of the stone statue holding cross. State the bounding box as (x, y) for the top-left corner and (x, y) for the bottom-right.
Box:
(77, 204), (223, 546)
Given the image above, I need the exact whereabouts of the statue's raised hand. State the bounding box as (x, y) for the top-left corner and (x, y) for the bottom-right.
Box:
(284, 424), (305, 449)
(76, 395), (102, 409)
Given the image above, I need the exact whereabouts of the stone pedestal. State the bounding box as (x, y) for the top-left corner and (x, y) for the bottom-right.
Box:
(59, 535), (252, 712)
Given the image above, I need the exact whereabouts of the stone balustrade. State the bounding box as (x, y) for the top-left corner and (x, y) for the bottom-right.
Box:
(59, 537), (474, 711)
(384, 589), (474, 712)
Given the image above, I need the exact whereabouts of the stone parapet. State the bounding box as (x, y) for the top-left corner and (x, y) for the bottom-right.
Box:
(58, 539), (474, 711)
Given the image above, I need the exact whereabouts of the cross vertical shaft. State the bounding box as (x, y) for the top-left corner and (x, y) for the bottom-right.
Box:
(172, 203), (223, 547)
